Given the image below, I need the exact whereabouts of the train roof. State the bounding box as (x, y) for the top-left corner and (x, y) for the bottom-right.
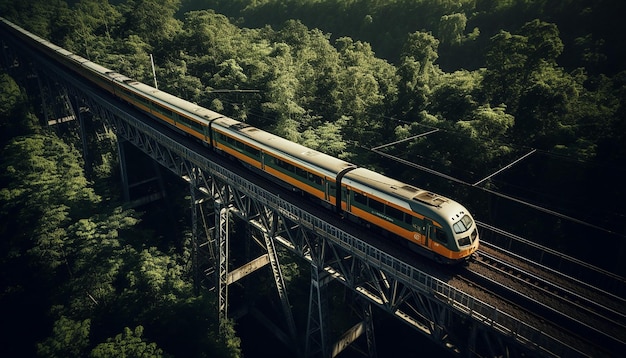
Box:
(344, 168), (471, 224)
(82, 60), (115, 75)
(212, 116), (355, 175)
(344, 167), (448, 204)
(115, 76), (351, 176)
(122, 81), (223, 123)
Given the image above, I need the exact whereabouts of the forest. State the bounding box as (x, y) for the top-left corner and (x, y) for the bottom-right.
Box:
(1, 0), (625, 357)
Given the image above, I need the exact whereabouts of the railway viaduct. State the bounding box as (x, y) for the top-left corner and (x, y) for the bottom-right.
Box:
(2, 21), (624, 358)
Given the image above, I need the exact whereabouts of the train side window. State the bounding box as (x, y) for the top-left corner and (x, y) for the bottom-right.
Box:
(404, 213), (412, 225)
(354, 192), (367, 205)
(192, 120), (203, 132)
(369, 198), (384, 212)
(135, 94), (148, 104)
(274, 158), (294, 172)
(157, 106), (173, 118)
(179, 116), (191, 126)
(245, 145), (260, 157)
(385, 205), (404, 221)
(309, 173), (323, 186)
(295, 167), (308, 179)
(434, 228), (448, 244)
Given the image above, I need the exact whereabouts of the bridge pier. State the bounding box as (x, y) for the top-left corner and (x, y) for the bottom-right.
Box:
(354, 297), (377, 358)
(69, 93), (93, 179)
(217, 202), (230, 329)
(187, 168), (217, 296)
(263, 212), (299, 352)
(306, 263), (330, 357)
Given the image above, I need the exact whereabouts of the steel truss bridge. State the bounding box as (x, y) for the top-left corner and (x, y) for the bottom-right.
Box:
(1, 26), (592, 358)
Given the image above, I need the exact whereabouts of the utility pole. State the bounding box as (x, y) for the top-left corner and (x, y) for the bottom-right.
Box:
(150, 53), (158, 89)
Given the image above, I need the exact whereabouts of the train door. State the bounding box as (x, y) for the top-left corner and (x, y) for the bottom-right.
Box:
(424, 221), (432, 248)
(203, 125), (210, 144)
(324, 179), (330, 202)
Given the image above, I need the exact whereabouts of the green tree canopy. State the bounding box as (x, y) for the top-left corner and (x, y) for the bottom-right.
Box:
(90, 326), (169, 358)
(119, 0), (182, 46)
(438, 12), (467, 46)
(37, 317), (91, 358)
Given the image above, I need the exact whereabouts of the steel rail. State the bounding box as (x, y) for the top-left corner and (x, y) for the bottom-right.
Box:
(478, 245), (626, 326)
(471, 251), (626, 354)
(478, 221), (626, 299)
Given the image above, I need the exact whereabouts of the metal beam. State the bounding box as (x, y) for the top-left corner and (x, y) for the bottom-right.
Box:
(331, 321), (364, 357)
(226, 254), (269, 285)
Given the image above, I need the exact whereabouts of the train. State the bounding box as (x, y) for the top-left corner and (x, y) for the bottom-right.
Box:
(0, 17), (479, 263)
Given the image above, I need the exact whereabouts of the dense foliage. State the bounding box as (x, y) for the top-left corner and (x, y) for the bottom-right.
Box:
(3, 1), (623, 166)
(1, 0), (625, 355)
(0, 76), (240, 356)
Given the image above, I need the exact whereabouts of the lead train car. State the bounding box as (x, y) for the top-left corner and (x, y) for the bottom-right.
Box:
(0, 17), (479, 263)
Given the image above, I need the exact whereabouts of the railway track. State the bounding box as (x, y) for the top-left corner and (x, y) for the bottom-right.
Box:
(460, 242), (626, 357)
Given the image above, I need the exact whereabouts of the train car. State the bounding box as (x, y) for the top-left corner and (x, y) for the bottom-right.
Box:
(342, 168), (479, 262)
(211, 117), (357, 208)
(0, 17), (479, 263)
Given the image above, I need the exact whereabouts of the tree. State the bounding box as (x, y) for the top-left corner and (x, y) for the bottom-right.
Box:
(396, 56), (429, 117)
(483, 20), (564, 115)
(454, 103), (515, 177)
(335, 37), (397, 145)
(63, 0), (121, 59)
(455, 103), (515, 147)
(396, 31), (442, 120)
(209, 59), (251, 119)
(301, 118), (348, 158)
(90, 326), (169, 358)
(107, 35), (153, 82)
(514, 65), (579, 145)
(482, 30), (528, 109)
(119, 0), (182, 47)
(271, 23), (343, 125)
(429, 69), (482, 122)
(0, 73), (38, 143)
(401, 31), (440, 70)
(519, 19), (564, 73)
(0, 132), (101, 356)
(0, 134), (99, 272)
(0, 0), (71, 40)
(178, 10), (239, 66)
(159, 58), (204, 104)
(37, 317), (91, 358)
(0, 73), (21, 117)
(261, 42), (306, 131)
(60, 208), (139, 316)
(438, 13), (467, 46)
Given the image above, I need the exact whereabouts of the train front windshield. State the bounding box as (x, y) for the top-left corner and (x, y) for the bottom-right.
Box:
(453, 214), (478, 247)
